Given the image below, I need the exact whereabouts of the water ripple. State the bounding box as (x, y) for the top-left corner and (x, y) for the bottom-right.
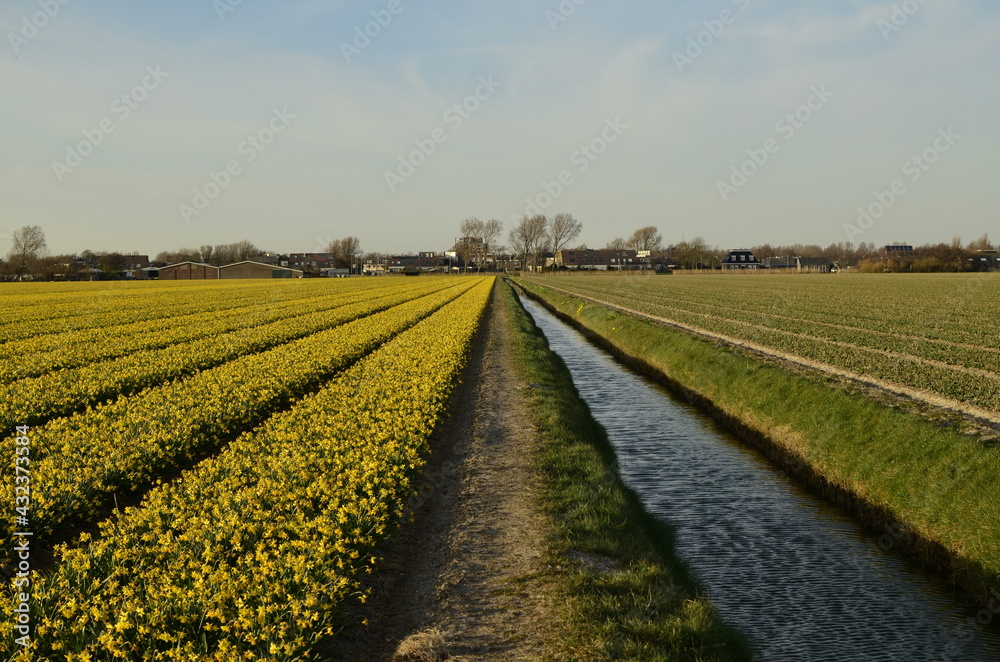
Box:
(521, 296), (1000, 662)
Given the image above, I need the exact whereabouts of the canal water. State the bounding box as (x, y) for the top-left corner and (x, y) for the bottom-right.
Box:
(518, 295), (1000, 662)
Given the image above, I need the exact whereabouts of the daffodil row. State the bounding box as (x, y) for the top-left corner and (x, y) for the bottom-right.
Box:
(0, 279), (480, 565)
(0, 280), (451, 434)
(0, 279), (425, 382)
(3, 277), (493, 661)
(0, 280), (319, 343)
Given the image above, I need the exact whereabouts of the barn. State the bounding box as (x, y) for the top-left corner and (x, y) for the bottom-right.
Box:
(158, 262), (220, 280)
(219, 261), (303, 279)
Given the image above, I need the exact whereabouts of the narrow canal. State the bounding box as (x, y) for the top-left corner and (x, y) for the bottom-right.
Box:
(518, 295), (1000, 662)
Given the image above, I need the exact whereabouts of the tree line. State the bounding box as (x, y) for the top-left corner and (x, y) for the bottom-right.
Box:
(2, 221), (996, 281)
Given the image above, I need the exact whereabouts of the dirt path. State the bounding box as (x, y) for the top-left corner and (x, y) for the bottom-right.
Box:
(333, 281), (558, 661)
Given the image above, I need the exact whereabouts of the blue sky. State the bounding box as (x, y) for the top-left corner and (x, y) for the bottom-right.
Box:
(1, 0), (997, 256)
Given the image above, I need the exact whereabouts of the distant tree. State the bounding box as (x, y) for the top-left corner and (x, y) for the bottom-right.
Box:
(155, 247), (203, 264)
(671, 236), (711, 269)
(212, 244), (236, 266)
(97, 252), (128, 278)
(6, 225), (47, 280)
(327, 237), (362, 271)
(480, 218), (504, 272)
(547, 213), (583, 254)
(626, 226), (662, 253)
(456, 218), (482, 272)
(509, 215), (548, 272)
(229, 240), (263, 263)
(199, 245), (214, 264)
(80, 249), (97, 267)
(606, 237), (626, 251)
(968, 233), (993, 252)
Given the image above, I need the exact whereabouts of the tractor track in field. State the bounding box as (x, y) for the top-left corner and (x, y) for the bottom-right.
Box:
(332, 281), (559, 661)
(524, 280), (1000, 430)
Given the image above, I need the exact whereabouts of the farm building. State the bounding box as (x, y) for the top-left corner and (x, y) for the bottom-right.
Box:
(219, 261), (303, 279)
(555, 249), (639, 270)
(158, 262), (220, 280)
(796, 257), (834, 273)
(721, 249), (762, 270)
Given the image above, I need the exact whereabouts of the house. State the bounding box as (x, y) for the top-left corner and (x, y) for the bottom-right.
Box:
(255, 253), (283, 266)
(387, 255), (443, 273)
(219, 261), (303, 279)
(721, 249), (762, 270)
(555, 249), (639, 270)
(287, 253), (336, 275)
(123, 255), (150, 269)
(883, 244), (914, 258)
(363, 258), (386, 275)
(971, 250), (1000, 272)
(158, 262), (220, 280)
(796, 256), (833, 273)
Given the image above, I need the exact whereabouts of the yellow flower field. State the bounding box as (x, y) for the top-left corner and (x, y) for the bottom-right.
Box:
(2, 277), (492, 660)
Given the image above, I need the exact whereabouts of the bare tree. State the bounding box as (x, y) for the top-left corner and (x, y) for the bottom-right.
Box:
(509, 215), (548, 272)
(231, 240), (263, 263)
(671, 236), (711, 270)
(457, 218), (484, 272)
(97, 252), (128, 278)
(7, 226), (47, 280)
(212, 244), (236, 266)
(968, 233), (993, 252)
(606, 237), (626, 251)
(480, 218), (504, 272)
(327, 237), (362, 271)
(547, 213), (583, 255)
(199, 245), (214, 264)
(626, 226), (663, 253)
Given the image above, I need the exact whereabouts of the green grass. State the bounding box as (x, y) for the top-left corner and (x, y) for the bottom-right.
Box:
(516, 278), (1000, 602)
(500, 280), (752, 661)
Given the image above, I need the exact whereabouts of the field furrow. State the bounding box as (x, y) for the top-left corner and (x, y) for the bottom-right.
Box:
(0, 279), (481, 564)
(0, 281), (449, 434)
(1, 278), (493, 660)
(523, 274), (1000, 415)
(0, 280), (385, 342)
(0, 280), (418, 378)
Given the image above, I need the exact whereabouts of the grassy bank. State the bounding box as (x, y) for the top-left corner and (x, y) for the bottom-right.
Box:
(515, 278), (1000, 603)
(500, 280), (752, 661)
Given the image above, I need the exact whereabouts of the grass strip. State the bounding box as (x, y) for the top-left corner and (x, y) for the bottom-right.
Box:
(501, 280), (752, 662)
(515, 278), (1000, 603)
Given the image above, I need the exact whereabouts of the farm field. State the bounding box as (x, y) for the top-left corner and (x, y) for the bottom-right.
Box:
(522, 273), (1000, 417)
(1, 276), (493, 660)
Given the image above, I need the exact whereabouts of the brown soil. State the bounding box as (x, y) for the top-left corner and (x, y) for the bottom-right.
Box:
(331, 282), (559, 661)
